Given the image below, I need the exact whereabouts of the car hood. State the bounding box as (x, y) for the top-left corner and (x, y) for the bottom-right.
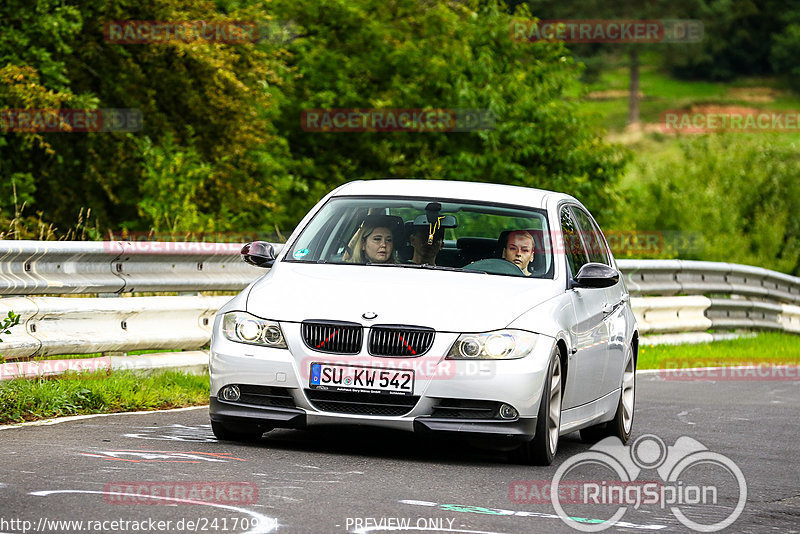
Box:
(246, 263), (563, 332)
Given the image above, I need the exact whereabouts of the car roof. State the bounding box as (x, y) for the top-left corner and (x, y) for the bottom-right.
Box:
(331, 179), (576, 210)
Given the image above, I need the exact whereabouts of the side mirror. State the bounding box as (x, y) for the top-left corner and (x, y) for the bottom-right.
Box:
(242, 241), (276, 268)
(572, 262), (619, 289)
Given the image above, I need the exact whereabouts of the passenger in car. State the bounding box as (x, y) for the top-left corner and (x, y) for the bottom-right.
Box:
(347, 215), (399, 264)
(408, 224), (445, 265)
(502, 230), (535, 276)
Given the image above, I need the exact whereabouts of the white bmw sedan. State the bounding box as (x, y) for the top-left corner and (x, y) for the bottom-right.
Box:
(209, 179), (638, 465)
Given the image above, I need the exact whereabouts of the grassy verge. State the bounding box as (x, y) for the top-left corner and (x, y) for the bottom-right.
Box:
(576, 65), (800, 134)
(638, 332), (800, 370)
(2, 333), (796, 425)
(0, 370), (208, 425)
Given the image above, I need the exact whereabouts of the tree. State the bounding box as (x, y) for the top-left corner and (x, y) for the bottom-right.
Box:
(1, 0), (292, 235)
(267, 0), (628, 225)
(2, 0), (628, 235)
(662, 0), (800, 82)
(523, 0), (700, 125)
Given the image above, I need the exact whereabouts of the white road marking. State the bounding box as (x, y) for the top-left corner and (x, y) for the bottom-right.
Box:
(0, 405), (208, 430)
(676, 410), (696, 425)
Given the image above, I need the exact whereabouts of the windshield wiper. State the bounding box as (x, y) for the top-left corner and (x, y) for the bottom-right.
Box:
(364, 262), (421, 268)
(366, 262), (480, 273)
(417, 264), (470, 272)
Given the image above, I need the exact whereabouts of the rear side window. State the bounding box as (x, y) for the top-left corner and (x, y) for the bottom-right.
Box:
(560, 207), (588, 278)
(572, 207), (611, 266)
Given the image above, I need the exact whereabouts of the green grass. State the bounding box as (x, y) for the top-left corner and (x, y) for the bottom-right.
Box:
(2, 333), (796, 425)
(576, 65), (800, 133)
(638, 332), (800, 370)
(0, 370), (209, 425)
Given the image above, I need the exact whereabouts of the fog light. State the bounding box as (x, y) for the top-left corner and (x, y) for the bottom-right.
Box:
(498, 403), (518, 420)
(221, 384), (241, 402)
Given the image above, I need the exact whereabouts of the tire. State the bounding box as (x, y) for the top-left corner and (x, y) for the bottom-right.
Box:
(513, 346), (563, 465)
(580, 348), (636, 444)
(211, 421), (269, 442)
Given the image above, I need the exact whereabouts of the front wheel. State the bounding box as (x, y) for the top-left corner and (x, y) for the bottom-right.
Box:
(513, 346), (563, 465)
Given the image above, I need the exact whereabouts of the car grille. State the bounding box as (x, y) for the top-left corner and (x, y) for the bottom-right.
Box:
(430, 399), (501, 419)
(301, 321), (362, 354)
(368, 325), (435, 357)
(305, 389), (419, 416)
(236, 385), (296, 408)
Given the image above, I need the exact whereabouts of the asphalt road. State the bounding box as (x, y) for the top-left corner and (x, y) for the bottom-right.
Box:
(1, 374), (798, 534)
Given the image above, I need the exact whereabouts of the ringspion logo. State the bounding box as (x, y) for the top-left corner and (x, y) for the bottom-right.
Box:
(550, 435), (746, 532)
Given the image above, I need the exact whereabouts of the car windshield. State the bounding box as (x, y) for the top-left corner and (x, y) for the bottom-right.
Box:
(285, 196), (554, 278)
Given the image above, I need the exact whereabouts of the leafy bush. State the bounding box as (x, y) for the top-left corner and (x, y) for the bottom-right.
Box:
(0, 311), (21, 362)
(616, 135), (800, 275)
(1, 0), (627, 236)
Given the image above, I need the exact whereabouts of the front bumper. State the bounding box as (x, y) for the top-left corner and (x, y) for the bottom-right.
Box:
(210, 397), (537, 441)
(209, 324), (554, 441)
(209, 397), (306, 429)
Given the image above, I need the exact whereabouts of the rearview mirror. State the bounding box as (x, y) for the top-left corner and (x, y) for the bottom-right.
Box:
(572, 263), (619, 289)
(412, 214), (458, 229)
(241, 241), (276, 268)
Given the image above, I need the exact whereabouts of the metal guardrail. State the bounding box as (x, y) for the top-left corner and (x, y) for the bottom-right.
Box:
(0, 240), (274, 294)
(618, 259), (800, 344)
(617, 259), (800, 305)
(0, 295), (229, 361)
(0, 242), (799, 376)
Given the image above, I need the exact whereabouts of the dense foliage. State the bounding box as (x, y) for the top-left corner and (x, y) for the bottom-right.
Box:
(617, 135), (800, 275)
(2, 0), (799, 276)
(0, 0), (627, 237)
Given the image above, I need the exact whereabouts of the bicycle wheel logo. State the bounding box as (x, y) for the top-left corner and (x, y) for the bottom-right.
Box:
(551, 434), (747, 532)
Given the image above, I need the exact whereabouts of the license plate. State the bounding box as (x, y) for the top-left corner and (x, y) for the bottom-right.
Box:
(309, 363), (414, 395)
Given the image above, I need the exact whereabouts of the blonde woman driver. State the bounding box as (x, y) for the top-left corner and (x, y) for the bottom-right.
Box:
(347, 215), (400, 264)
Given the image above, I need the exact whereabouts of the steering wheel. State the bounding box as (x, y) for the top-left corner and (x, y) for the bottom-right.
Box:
(462, 258), (526, 276)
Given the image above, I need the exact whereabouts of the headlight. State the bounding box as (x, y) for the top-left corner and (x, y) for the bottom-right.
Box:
(446, 330), (537, 360)
(221, 311), (287, 348)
